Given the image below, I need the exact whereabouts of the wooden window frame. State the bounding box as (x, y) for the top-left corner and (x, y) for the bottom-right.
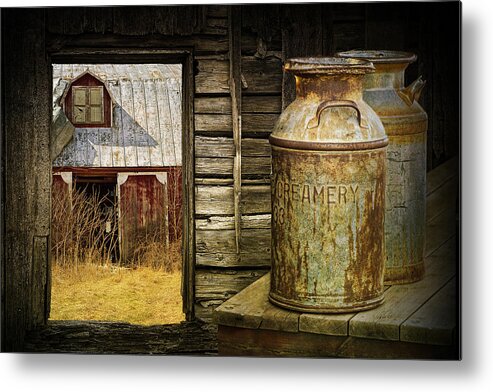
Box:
(22, 48), (198, 353)
(72, 86), (105, 125)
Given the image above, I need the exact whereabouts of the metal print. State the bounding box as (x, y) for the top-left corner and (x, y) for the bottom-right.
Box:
(1, 2), (460, 359)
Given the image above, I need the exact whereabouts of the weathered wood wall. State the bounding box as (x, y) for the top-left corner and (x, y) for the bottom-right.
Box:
(1, 4), (459, 351)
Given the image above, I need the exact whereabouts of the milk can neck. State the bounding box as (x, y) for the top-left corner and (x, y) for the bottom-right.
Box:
(295, 74), (364, 101)
(363, 63), (408, 90)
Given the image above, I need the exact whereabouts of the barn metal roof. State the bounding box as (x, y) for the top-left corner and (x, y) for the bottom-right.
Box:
(52, 64), (182, 168)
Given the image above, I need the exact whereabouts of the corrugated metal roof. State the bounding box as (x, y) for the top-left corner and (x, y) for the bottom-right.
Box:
(52, 64), (182, 168)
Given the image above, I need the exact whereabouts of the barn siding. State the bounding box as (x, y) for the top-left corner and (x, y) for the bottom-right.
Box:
(1, 4), (459, 350)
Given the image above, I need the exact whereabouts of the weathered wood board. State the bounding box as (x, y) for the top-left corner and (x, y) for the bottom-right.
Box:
(195, 185), (270, 215)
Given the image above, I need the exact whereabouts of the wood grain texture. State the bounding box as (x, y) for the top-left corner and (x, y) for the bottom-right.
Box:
(31, 236), (49, 326)
(196, 214), (270, 231)
(214, 274), (270, 328)
(195, 156), (271, 177)
(218, 325), (347, 357)
(195, 269), (268, 305)
(195, 136), (271, 157)
(194, 96), (281, 114)
(242, 56), (283, 94)
(49, 33), (229, 54)
(426, 174), (458, 223)
(47, 6), (205, 36)
(426, 156), (459, 196)
(348, 237), (456, 341)
(218, 325), (457, 359)
(335, 336), (457, 359)
(24, 320), (217, 354)
(194, 113), (278, 135)
(195, 185), (270, 215)
(400, 277), (457, 346)
(2, 9), (50, 351)
(196, 229), (270, 256)
(195, 59), (230, 94)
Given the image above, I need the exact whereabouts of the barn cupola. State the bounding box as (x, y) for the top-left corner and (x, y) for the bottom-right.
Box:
(60, 70), (113, 128)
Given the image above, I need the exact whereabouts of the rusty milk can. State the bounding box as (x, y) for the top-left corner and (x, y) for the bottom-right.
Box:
(337, 50), (428, 284)
(269, 57), (388, 313)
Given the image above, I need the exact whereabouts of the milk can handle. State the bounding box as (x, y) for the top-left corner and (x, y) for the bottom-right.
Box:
(307, 100), (368, 129)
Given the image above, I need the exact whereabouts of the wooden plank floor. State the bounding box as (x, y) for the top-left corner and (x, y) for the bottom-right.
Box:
(215, 157), (459, 359)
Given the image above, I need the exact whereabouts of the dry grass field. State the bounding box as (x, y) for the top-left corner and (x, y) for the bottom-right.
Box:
(50, 186), (184, 325)
(50, 263), (185, 325)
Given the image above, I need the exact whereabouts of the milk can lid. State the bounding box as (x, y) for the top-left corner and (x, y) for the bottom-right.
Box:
(284, 57), (375, 75)
(336, 50), (417, 64)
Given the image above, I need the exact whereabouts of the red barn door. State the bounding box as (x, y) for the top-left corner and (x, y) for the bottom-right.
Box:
(117, 173), (169, 266)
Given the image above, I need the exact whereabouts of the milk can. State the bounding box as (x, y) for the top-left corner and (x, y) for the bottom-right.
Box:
(269, 58), (388, 313)
(337, 50), (428, 284)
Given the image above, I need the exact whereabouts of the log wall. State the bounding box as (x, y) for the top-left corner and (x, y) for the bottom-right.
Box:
(1, 4), (459, 351)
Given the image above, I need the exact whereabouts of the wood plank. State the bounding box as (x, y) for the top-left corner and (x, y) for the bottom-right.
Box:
(426, 174), (458, 223)
(195, 185), (270, 215)
(194, 95), (282, 114)
(242, 113), (278, 135)
(196, 229), (271, 255)
(183, 54), (196, 320)
(229, 6), (243, 255)
(49, 33), (229, 54)
(3, 9), (48, 351)
(426, 156), (459, 196)
(195, 269), (268, 304)
(195, 136), (271, 158)
(242, 56), (283, 94)
(348, 237), (456, 341)
(24, 320), (217, 354)
(196, 251), (271, 268)
(195, 301), (224, 324)
(218, 325), (347, 357)
(195, 156), (271, 177)
(218, 324), (456, 358)
(243, 96), (282, 113)
(195, 59), (229, 94)
(215, 273), (300, 333)
(335, 335), (458, 360)
(195, 178), (271, 186)
(259, 306), (300, 333)
(196, 214), (270, 230)
(425, 208), (457, 256)
(207, 4), (228, 18)
(194, 97), (231, 114)
(400, 277), (457, 346)
(241, 31), (282, 56)
(31, 236), (49, 326)
(214, 274), (270, 329)
(194, 114), (231, 133)
(195, 113), (278, 135)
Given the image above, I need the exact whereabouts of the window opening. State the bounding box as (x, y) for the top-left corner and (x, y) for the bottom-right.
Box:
(50, 63), (184, 326)
(72, 86), (105, 124)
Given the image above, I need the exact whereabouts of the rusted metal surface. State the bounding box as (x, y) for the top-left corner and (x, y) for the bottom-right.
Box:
(269, 57), (388, 313)
(337, 50), (428, 284)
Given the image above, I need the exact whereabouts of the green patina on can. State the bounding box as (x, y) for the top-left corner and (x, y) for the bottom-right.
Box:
(269, 57), (388, 313)
(337, 50), (428, 284)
